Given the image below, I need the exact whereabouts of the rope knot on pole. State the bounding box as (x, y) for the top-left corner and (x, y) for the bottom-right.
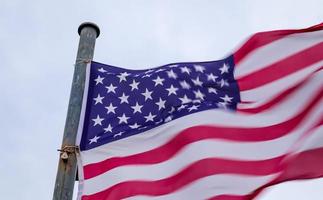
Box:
(57, 145), (80, 161)
(75, 58), (91, 66)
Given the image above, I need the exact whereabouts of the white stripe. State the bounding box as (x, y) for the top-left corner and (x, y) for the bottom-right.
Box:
(239, 62), (323, 104)
(76, 63), (91, 146)
(296, 125), (323, 152)
(125, 174), (279, 200)
(80, 103), (323, 195)
(235, 30), (323, 78)
(81, 75), (323, 165)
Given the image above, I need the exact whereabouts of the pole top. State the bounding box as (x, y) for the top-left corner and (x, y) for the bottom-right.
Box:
(78, 22), (100, 38)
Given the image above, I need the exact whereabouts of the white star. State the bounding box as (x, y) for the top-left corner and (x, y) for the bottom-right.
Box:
(207, 73), (218, 82)
(167, 70), (177, 79)
(117, 72), (130, 82)
(166, 85), (178, 96)
(141, 88), (153, 101)
(118, 93), (129, 104)
(178, 104), (187, 111)
(219, 63), (229, 74)
(156, 68), (166, 73)
(94, 75), (104, 85)
(193, 99), (202, 104)
(145, 69), (154, 74)
(98, 67), (107, 73)
(105, 84), (117, 93)
(181, 66), (191, 74)
(142, 74), (152, 78)
(105, 103), (117, 114)
(89, 135), (100, 144)
(180, 80), (191, 89)
(144, 112), (156, 122)
(217, 101), (228, 109)
(192, 76), (203, 87)
(194, 65), (205, 73)
(220, 95), (233, 102)
(93, 94), (104, 105)
(165, 116), (173, 122)
(92, 115), (104, 126)
(179, 95), (192, 104)
(118, 113), (130, 124)
(152, 76), (165, 86)
(131, 102), (143, 113)
(218, 79), (229, 87)
(169, 107), (176, 114)
(129, 80), (139, 91)
(129, 123), (140, 129)
(188, 105), (199, 112)
(208, 88), (218, 94)
(104, 124), (113, 133)
(114, 132), (124, 138)
(194, 90), (205, 100)
(155, 98), (166, 110)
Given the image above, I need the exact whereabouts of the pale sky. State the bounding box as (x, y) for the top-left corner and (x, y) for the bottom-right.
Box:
(0, 1), (322, 199)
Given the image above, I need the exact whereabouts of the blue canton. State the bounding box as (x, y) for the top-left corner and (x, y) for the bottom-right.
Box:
(80, 56), (240, 150)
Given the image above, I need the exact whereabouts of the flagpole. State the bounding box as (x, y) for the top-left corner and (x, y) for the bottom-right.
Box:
(53, 22), (100, 200)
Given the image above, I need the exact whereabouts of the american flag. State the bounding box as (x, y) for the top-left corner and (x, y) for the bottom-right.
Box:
(76, 23), (323, 200)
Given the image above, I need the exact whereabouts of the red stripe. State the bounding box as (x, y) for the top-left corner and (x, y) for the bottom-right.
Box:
(207, 147), (323, 200)
(234, 23), (323, 65)
(237, 42), (323, 91)
(249, 147), (323, 200)
(81, 156), (284, 200)
(274, 147), (323, 182)
(238, 67), (323, 113)
(208, 194), (253, 200)
(83, 91), (322, 180)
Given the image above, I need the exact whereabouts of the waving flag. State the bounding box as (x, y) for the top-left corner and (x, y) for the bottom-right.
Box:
(76, 23), (323, 200)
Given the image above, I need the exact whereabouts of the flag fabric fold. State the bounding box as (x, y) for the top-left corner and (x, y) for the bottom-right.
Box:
(76, 23), (323, 200)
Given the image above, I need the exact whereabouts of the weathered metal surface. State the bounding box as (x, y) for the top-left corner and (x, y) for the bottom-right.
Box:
(53, 22), (100, 200)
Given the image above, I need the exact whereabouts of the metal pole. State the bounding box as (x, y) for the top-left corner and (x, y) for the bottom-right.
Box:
(53, 22), (100, 200)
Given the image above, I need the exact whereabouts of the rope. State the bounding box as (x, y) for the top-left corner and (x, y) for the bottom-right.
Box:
(74, 58), (91, 65)
(57, 145), (80, 160)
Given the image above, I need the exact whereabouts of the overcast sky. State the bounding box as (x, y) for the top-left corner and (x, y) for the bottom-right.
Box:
(0, 1), (322, 199)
